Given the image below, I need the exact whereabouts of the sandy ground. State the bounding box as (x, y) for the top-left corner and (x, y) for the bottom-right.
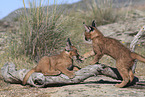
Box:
(0, 75), (145, 97)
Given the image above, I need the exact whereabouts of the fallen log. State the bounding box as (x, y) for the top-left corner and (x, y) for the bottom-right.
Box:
(1, 62), (139, 87)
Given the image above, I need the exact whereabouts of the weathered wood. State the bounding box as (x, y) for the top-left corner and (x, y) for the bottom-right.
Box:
(130, 26), (145, 51)
(1, 62), (138, 88)
(130, 26), (145, 73)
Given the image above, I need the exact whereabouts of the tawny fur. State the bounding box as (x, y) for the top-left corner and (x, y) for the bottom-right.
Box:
(23, 39), (81, 85)
(82, 21), (145, 88)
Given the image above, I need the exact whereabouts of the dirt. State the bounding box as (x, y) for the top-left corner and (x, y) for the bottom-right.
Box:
(0, 75), (145, 97)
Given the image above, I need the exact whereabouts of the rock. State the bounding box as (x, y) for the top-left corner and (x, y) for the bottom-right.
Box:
(97, 16), (145, 44)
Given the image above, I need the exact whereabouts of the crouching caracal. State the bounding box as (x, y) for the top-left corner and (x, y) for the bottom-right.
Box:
(23, 38), (82, 85)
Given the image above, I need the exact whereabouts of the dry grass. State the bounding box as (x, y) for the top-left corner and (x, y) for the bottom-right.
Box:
(11, 0), (70, 61)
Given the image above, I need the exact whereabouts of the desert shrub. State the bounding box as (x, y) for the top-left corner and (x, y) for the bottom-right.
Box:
(7, 0), (69, 61)
(77, 0), (119, 25)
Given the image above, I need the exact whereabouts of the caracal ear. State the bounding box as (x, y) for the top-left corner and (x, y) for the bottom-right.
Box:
(67, 38), (72, 46)
(83, 22), (90, 33)
(89, 26), (94, 32)
(65, 38), (72, 51)
(92, 20), (96, 28)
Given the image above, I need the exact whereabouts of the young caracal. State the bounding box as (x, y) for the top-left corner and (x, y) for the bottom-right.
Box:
(23, 38), (82, 85)
(82, 20), (145, 88)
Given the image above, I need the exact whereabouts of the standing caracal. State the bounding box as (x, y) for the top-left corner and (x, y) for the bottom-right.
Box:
(81, 20), (145, 88)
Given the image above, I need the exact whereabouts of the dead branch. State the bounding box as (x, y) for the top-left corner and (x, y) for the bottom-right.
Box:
(130, 26), (145, 73)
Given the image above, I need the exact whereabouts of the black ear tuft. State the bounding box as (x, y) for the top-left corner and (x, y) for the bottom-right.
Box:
(83, 23), (90, 33)
(67, 38), (72, 46)
(92, 20), (96, 28)
(66, 38), (72, 51)
(65, 49), (70, 52)
(89, 26), (94, 32)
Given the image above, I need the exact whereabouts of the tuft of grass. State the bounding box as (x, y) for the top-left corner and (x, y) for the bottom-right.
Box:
(8, 0), (70, 61)
(77, 0), (119, 25)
